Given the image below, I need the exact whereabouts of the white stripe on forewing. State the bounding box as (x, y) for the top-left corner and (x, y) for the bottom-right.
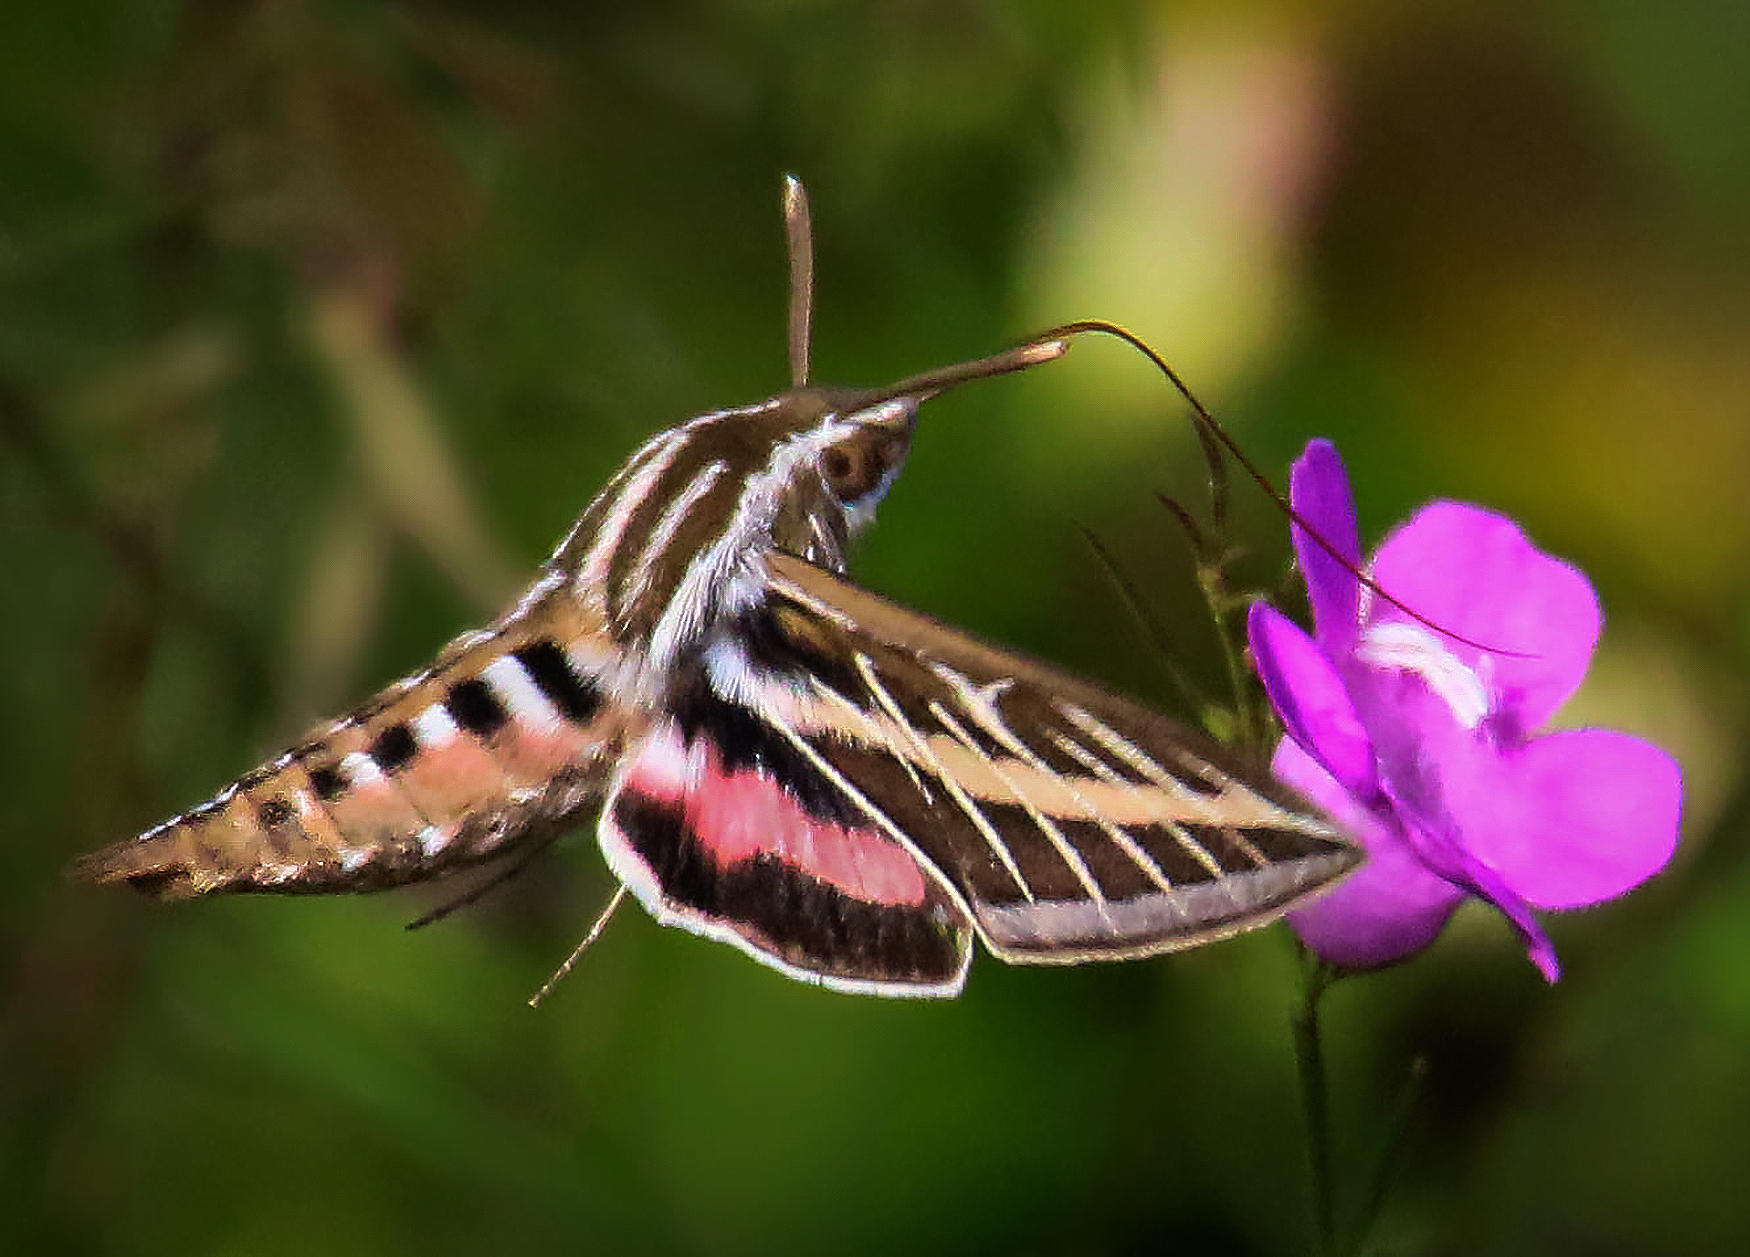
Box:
(1218, 826), (1268, 871)
(758, 712), (984, 925)
(1055, 702), (1226, 800)
(930, 666), (1178, 896)
(1158, 818), (1229, 880)
(1052, 703), (1230, 881)
(846, 654), (1034, 898)
(482, 654), (564, 736)
(1053, 701), (1339, 841)
(847, 652), (936, 806)
(1046, 728), (1128, 784)
(927, 662), (1023, 755)
(929, 700), (1109, 913)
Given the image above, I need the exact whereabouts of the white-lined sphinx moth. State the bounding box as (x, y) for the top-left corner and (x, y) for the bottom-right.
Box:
(74, 179), (1358, 997)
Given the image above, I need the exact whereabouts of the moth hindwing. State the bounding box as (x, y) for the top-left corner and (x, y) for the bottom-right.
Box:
(73, 177), (1358, 998)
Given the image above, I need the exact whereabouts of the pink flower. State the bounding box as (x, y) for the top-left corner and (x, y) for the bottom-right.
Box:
(1246, 440), (1681, 980)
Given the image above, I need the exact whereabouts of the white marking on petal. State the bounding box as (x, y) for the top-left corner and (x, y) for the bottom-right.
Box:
(340, 847), (374, 873)
(1358, 621), (1489, 730)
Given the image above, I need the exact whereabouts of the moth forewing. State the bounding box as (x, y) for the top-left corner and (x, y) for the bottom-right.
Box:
(758, 554), (1359, 965)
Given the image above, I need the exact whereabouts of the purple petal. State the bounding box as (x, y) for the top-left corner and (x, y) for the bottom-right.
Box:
(1381, 775), (1562, 982)
(1247, 601), (1376, 797)
(1368, 503), (1600, 733)
(1288, 440), (1363, 655)
(1271, 739), (1465, 969)
(1461, 865), (1562, 983)
(1343, 656), (1475, 826)
(1453, 729), (1683, 910)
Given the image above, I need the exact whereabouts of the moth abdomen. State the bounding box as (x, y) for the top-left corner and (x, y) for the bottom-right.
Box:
(74, 599), (627, 899)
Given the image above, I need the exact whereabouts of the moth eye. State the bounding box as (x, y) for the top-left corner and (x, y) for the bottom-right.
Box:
(822, 443), (874, 500)
(823, 447), (855, 487)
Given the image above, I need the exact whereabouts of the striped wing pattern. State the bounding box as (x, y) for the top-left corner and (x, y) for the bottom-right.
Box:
(598, 553), (1357, 996)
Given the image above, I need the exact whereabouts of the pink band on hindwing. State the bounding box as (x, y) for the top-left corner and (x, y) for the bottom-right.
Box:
(623, 723), (929, 907)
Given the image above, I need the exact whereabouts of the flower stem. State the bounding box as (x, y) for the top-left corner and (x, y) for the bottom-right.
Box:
(1193, 556), (1272, 755)
(1294, 959), (1338, 1257)
(1352, 1054), (1427, 1252)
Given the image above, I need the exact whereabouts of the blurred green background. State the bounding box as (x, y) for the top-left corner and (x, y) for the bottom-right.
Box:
(3, 2), (1744, 1254)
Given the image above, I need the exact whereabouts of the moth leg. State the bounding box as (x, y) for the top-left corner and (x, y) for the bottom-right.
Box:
(528, 884), (631, 1007)
(402, 826), (567, 931)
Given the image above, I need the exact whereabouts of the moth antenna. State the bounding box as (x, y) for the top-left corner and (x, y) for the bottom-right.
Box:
(1037, 319), (1524, 659)
(528, 883), (630, 1008)
(782, 174), (814, 389)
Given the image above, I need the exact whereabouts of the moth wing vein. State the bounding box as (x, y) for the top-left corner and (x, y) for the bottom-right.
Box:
(927, 699), (1111, 917)
(956, 692), (1184, 899)
(844, 654), (1037, 904)
(760, 701), (982, 926)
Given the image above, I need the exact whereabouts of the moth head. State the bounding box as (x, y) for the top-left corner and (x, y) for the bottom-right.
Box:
(815, 395), (917, 517)
(768, 391), (919, 569)
(584, 339), (1067, 679)
(769, 339), (1067, 569)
